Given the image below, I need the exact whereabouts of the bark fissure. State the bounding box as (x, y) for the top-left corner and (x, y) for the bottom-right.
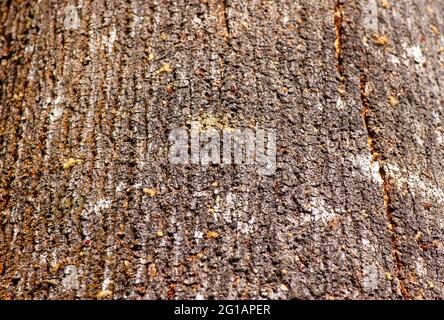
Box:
(359, 73), (409, 300)
(334, 1), (345, 96)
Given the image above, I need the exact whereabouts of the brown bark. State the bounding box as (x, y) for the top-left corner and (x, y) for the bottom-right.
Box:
(0, 0), (443, 299)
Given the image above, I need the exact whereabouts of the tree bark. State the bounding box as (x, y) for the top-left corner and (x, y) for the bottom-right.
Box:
(1, 0), (444, 299)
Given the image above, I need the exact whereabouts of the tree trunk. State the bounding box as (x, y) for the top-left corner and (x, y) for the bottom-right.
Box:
(1, 0), (444, 299)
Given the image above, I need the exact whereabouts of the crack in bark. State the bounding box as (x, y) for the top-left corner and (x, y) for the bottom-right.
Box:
(221, 0), (230, 40)
(359, 73), (410, 300)
(334, 1), (345, 96)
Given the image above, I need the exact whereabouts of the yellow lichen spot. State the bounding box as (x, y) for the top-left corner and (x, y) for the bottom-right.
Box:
(156, 62), (172, 74)
(62, 158), (82, 169)
(428, 281), (435, 289)
(280, 284), (289, 291)
(387, 223), (394, 231)
(280, 87), (289, 95)
(431, 25), (439, 35)
(201, 114), (221, 129)
(155, 230), (164, 238)
(96, 290), (113, 299)
(415, 231), (423, 241)
(373, 34), (390, 46)
(380, 0), (390, 9)
(196, 252), (204, 259)
(160, 33), (168, 41)
(148, 264), (157, 278)
(385, 272), (393, 281)
(361, 210), (369, 218)
(124, 260), (130, 267)
(362, 36), (368, 45)
(192, 113), (234, 132)
(143, 188), (157, 197)
(388, 95), (399, 107)
(211, 181), (219, 187)
(148, 53), (155, 61)
(206, 231), (219, 239)
(51, 262), (61, 274)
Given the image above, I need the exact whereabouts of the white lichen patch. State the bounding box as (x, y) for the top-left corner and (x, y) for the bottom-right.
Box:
(336, 97), (345, 109)
(237, 215), (256, 235)
(49, 106), (64, 123)
(62, 265), (79, 290)
(387, 54), (400, 65)
(222, 192), (237, 223)
(116, 181), (127, 193)
(131, 15), (144, 38)
(195, 293), (205, 300)
(435, 128), (444, 145)
(362, 238), (371, 247)
(415, 256), (428, 277)
(101, 243), (115, 291)
(46, 94), (65, 123)
(211, 192), (233, 223)
(352, 154), (383, 185)
(362, 263), (380, 292)
(63, 5), (80, 30)
(385, 162), (444, 205)
(303, 194), (337, 224)
(407, 45), (426, 64)
(362, 0), (379, 32)
(210, 191), (256, 235)
(93, 198), (112, 212)
(194, 230), (204, 244)
(102, 26), (117, 55)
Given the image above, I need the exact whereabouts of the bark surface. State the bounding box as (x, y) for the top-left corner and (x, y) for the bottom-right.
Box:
(1, 0), (444, 299)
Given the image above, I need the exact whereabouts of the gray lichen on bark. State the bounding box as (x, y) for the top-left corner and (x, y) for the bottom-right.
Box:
(0, 0), (443, 299)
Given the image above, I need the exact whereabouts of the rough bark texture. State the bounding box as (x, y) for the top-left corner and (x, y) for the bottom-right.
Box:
(1, 0), (444, 299)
